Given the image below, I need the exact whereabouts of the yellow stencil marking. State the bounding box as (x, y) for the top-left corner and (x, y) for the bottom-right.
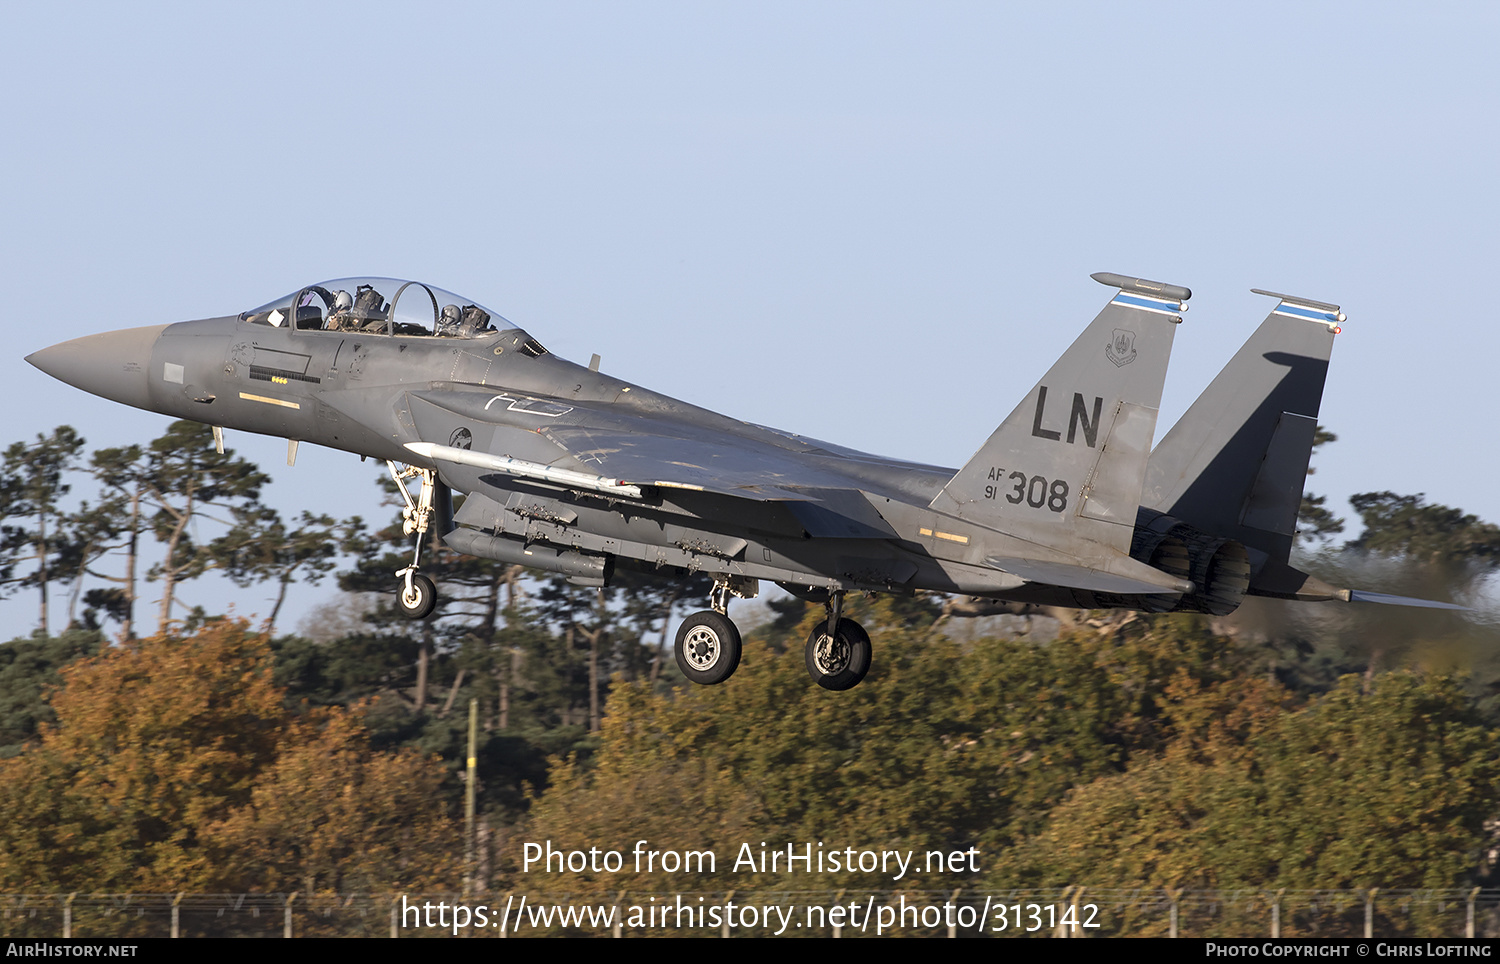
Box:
(239, 392), (301, 410)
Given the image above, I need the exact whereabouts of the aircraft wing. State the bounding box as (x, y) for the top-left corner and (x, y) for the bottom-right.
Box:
(403, 388), (903, 538)
(537, 421), (864, 497)
(406, 389), (863, 494)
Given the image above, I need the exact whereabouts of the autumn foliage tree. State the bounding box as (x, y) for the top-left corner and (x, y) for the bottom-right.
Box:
(1022, 672), (1500, 903)
(208, 711), (456, 894)
(0, 621), (457, 893)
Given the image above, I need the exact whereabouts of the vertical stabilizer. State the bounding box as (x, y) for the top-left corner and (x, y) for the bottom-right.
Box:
(1143, 289), (1341, 564)
(930, 272), (1187, 554)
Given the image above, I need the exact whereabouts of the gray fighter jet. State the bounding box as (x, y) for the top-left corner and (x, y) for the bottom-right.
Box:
(26, 273), (1455, 691)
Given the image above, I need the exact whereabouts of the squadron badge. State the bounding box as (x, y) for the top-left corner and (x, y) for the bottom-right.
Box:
(1105, 328), (1137, 367)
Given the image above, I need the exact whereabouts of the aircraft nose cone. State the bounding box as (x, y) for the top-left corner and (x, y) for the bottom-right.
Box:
(26, 324), (169, 410)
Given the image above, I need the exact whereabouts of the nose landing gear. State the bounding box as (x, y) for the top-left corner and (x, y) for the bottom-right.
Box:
(389, 460), (440, 619)
(398, 572), (438, 620)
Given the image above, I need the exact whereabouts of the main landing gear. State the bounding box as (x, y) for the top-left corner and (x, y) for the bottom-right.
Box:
(675, 610), (741, 685)
(389, 460), (439, 619)
(674, 582), (873, 691)
(674, 577), (752, 685)
(803, 590), (871, 691)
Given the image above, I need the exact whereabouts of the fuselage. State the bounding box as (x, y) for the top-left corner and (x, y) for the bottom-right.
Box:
(30, 274), (1222, 612)
(29, 307), (1052, 600)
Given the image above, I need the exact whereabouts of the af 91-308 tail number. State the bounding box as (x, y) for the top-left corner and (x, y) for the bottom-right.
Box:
(983, 468), (1069, 513)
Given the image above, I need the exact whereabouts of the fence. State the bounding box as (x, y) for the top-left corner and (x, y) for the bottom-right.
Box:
(2, 889), (1497, 938)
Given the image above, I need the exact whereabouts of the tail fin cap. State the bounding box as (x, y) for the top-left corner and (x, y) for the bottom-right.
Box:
(1092, 272), (1191, 304)
(1251, 288), (1346, 328)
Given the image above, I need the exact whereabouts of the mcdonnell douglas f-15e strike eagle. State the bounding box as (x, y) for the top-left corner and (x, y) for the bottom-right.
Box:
(26, 272), (1457, 691)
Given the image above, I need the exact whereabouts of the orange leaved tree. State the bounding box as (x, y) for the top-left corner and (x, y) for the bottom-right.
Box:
(0, 620), (456, 894)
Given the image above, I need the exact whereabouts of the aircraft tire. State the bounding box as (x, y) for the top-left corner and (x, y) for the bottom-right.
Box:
(674, 611), (742, 685)
(805, 618), (871, 691)
(398, 573), (438, 620)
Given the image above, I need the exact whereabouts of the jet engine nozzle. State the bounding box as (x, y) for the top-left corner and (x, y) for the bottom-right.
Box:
(1131, 512), (1251, 616)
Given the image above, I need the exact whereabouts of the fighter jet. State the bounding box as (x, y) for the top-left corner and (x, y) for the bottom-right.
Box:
(26, 273), (1455, 691)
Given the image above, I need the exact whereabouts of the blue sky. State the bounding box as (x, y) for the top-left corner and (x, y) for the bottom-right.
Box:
(3, 2), (1497, 636)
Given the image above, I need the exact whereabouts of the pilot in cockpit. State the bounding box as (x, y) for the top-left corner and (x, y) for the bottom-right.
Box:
(326, 290), (355, 331)
(437, 304), (463, 336)
(325, 285), (389, 333)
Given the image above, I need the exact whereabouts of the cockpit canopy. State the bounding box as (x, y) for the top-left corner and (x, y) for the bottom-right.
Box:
(240, 277), (518, 340)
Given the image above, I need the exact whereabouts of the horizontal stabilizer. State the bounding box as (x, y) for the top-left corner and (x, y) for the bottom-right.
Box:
(1246, 557), (1344, 600)
(1249, 558), (1468, 610)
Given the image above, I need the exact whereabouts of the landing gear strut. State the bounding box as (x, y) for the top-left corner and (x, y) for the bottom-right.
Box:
(674, 575), (757, 685)
(804, 591), (871, 691)
(389, 460), (439, 619)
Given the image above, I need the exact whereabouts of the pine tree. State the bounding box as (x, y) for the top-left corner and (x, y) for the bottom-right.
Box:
(0, 427), (86, 635)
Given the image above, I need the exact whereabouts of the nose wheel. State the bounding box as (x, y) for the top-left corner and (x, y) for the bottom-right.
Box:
(398, 573), (437, 620)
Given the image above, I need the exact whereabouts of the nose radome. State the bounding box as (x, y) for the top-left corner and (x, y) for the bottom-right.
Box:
(26, 324), (169, 411)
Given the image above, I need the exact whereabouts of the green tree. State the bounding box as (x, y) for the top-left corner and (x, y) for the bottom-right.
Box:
(1297, 426), (1344, 544)
(533, 574), (650, 733)
(1347, 491), (1500, 569)
(520, 597), (1163, 894)
(614, 567), (714, 686)
(53, 496), (130, 631)
(78, 443), (150, 637)
(1029, 673), (1500, 908)
(212, 508), (361, 633)
(519, 606), (1317, 900)
(1334, 492), (1500, 681)
(140, 421), (270, 633)
(337, 474), (518, 715)
(1, 427), (86, 635)
(0, 628), (104, 758)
